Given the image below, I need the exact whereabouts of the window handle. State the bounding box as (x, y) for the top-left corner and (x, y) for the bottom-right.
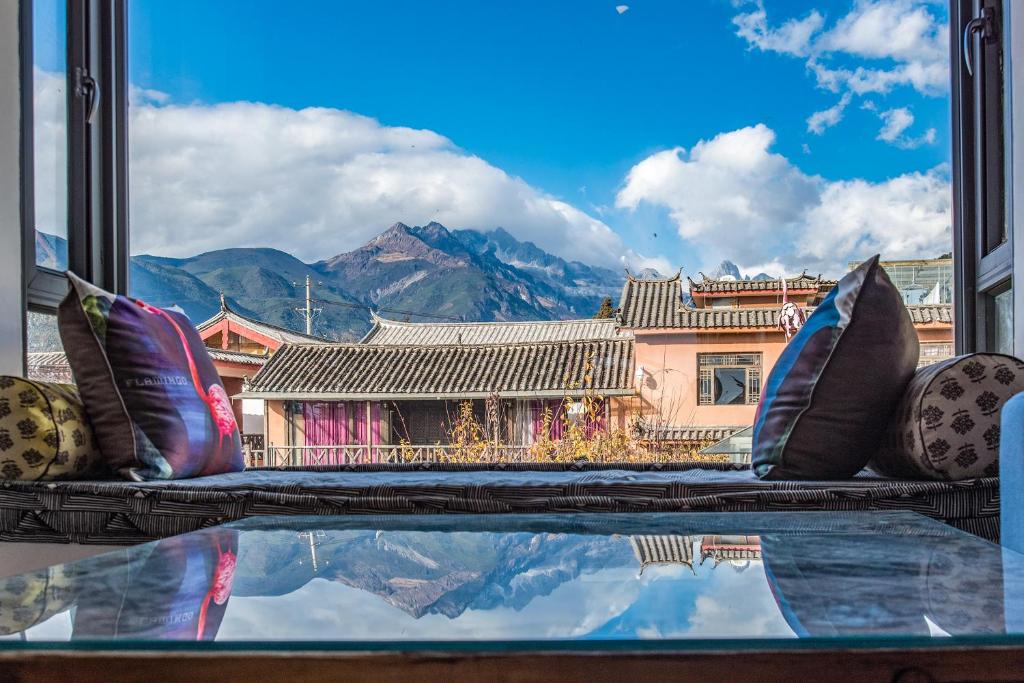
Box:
(74, 67), (101, 125)
(964, 6), (996, 78)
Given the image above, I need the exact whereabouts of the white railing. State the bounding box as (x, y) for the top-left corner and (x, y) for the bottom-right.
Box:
(258, 444), (533, 467)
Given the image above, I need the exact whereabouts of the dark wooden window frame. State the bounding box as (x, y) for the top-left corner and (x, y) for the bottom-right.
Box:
(20, 0), (129, 315)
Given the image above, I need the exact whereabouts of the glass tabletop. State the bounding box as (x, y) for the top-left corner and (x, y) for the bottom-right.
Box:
(2, 511), (1023, 651)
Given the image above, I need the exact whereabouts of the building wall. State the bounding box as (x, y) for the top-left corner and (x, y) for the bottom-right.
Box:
(635, 323), (955, 428)
(267, 400), (290, 447)
(695, 292), (819, 309)
(634, 331), (789, 428)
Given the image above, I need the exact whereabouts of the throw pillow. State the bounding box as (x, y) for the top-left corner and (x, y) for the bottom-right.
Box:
(0, 377), (104, 481)
(872, 354), (1024, 480)
(58, 272), (243, 480)
(752, 255), (920, 479)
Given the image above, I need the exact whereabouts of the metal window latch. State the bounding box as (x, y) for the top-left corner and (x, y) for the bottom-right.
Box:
(74, 66), (101, 124)
(964, 6), (997, 77)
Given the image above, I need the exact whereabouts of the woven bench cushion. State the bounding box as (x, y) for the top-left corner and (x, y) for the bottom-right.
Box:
(0, 463), (998, 545)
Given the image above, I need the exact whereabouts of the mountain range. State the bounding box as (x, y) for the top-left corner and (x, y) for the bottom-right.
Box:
(37, 223), (629, 341)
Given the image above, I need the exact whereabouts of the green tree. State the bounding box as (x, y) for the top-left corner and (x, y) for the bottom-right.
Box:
(593, 296), (615, 319)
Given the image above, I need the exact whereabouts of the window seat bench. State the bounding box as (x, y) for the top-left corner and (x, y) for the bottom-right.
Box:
(0, 463), (998, 545)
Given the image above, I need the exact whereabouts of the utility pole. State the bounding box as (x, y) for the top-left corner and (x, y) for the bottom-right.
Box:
(294, 275), (322, 335)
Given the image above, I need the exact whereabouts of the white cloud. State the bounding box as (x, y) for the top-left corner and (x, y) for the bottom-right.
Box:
(616, 125), (819, 246)
(100, 94), (657, 270)
(732, 1), (824, 57)
(875, 106), (938, 148)
(806, 92), (852, 135)
(738, 0), (948, 96)
(820, 0), (947, 67)
(734, 1), (948, 136)
(877, 106), (915, 141)
(616, 124), (950, 276)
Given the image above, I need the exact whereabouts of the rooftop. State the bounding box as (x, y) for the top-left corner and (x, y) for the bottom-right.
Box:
(196, 297), (328, 346)
(618, 273), (952, 330)
(688, 272), (836, 295)
(361, 313), (630, 346)
(242, 338), (635, 399)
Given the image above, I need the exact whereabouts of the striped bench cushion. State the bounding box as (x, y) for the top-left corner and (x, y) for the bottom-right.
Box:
(0, 463), (998, 545)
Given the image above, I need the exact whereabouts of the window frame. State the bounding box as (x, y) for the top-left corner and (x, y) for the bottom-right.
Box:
(951, 0), (1014, 354)
(20, 0), (129, 315)
(697, 352), (762, 407)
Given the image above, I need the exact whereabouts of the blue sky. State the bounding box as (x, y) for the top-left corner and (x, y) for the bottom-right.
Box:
(34, 1), (954, 277)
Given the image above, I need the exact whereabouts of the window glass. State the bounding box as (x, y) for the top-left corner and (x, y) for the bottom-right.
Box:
(26, 311), (72, 383)
(994, 287), (1013, 356)
(32, 0), (68, 270)
(126, 1), (954, 465)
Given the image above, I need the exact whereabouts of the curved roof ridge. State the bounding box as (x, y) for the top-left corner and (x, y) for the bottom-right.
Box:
(371, 315), (618, 328)
(285, 336), (633, 351)
(623, 268), (682, 283)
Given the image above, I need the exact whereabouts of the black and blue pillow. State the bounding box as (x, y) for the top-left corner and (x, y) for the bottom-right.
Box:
(752, 255), (919, 480)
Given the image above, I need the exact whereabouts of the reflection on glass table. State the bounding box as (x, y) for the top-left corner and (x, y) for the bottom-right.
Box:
(1, 512), (1023, 648)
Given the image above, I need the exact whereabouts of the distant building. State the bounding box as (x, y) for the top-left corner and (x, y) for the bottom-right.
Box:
(850, 257), (953, 305)
(617, 270), (953, 453)
(242, 316), (636, 462)
(196, 296), (327, 437)
(700, 535), (762, 570)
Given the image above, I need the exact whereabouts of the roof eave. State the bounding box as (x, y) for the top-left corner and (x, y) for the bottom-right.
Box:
(237, 389), (637, 401)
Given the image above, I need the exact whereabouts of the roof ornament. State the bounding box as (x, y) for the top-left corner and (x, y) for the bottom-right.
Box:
(219, 292), (228, 312)
(778, 276), (806, 342)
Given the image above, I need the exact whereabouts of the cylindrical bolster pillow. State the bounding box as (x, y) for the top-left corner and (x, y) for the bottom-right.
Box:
(0, 377), (105, 481)
(872, 354), (1024, 480)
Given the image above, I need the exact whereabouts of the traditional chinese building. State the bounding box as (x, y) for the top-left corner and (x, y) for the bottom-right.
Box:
(195, 296), (327, 435)
(629, 535), (696, 576)
(699, 535), (762, 570)
(242, 317), (635, 463)
(617, 268), (954, 453)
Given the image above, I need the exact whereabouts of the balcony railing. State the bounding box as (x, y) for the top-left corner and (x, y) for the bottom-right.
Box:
(255, 444), (534, 467)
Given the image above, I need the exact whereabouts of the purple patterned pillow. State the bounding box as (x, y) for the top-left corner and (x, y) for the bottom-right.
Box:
(57, 272), (243, 480)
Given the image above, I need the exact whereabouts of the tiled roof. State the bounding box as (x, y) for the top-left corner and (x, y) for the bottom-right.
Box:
(651, 426), (747, 443)
(617, 273), (685, 328)
(619, 273), (954, 331)
(26, 352), (74, 384)
(676, 308), (782, 329)
(361, 314), (629, 346)
(196, 299), (327, 345)
(689, 273), (836, 294)
(630, 535), (695, 573)
(207, 349), (269, 366)
(243, 339), (635, 399)
(907, 304), (953, 325)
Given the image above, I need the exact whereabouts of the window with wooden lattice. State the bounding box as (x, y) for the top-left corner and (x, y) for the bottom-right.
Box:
(697, 353), (762, 406)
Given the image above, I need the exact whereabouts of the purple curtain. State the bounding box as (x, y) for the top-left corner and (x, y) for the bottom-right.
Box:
(370, 402), (381, 463)
(531, 400), (566, 441)
(302, 402), (350, 465)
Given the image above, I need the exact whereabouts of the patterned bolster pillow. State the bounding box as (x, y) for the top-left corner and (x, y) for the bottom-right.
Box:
(872, 354), (1024, 480)
(0, 376), (106, 481)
